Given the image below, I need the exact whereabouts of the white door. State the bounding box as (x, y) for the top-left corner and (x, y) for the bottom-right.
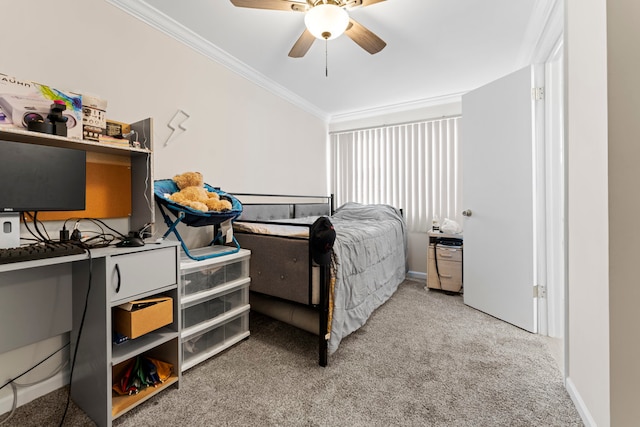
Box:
(461, 65), (539, 332)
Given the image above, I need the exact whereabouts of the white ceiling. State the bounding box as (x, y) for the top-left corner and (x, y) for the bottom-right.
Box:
(108, 0), (556, 121)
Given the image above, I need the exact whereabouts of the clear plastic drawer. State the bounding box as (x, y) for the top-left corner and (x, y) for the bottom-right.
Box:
(182, 310), (249, 369)
(180, 250), (250, 297)
(182, 282), (249, 329)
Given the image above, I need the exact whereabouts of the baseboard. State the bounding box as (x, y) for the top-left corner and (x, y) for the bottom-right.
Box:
(565, 377), (598, 427)
(0, 370), (68, 416)
(407, 271), (426, 281)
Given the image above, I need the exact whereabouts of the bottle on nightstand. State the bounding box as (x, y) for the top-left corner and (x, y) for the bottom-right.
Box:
(431, 216), (440, 232)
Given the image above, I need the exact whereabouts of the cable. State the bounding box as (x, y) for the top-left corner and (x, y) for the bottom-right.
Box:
(0, 341), (70, 425)
(0, 383), (19, 426)
(20, 212), (42, 243)
(62, 217), (128, 248)
(0, 343), (70, 392)
(59, 248), (92, 427)
(31, 212), (51, 242)
(144, 152), (153, 217)
(0, 359), (70, 426)
(86, 218), (127, 239)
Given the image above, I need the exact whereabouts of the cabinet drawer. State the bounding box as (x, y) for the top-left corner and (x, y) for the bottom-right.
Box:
(182, 281), (249, 329)
(180, 250), (250, 297)
(435, 245), (463, 262)
(435, 259), (463, 292)
(110, 247), (177, 303)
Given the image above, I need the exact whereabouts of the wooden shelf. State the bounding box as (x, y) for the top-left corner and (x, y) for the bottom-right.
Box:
(112, 374), (179, 419)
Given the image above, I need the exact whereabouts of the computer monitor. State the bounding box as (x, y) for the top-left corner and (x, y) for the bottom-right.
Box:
(0, 139), (86, 248)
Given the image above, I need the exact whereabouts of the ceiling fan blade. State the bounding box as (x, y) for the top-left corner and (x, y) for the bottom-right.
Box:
(344, 0), (386, 8)
(345, 18), (386, 54)
(288, 29), (315, 58)
(230, 0), (306, 12)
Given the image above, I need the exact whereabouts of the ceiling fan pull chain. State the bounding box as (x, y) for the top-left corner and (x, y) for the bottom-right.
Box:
(325, 38), (328, 77)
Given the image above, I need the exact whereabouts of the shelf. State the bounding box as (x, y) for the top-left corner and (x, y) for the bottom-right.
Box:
(112, 328), (179, 365)
(111, 374), (179, 419)
(0, 126), (151, 156)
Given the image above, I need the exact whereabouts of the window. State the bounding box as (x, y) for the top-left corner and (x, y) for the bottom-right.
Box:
(330, 117), (461, 232)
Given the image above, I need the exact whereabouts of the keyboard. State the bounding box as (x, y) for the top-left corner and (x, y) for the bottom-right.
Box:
(0, 242), (86, 265)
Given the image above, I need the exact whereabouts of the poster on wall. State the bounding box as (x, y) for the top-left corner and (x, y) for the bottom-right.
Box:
(0, 73), (83, 140)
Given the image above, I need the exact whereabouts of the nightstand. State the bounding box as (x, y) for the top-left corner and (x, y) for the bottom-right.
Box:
(426, 230), (463, 293)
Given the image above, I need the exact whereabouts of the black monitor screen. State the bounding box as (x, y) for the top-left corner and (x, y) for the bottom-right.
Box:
(0, 140), (86, 212)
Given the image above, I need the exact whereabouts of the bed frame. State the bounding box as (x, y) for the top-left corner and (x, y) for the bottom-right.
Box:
(231, 193), (334, 366)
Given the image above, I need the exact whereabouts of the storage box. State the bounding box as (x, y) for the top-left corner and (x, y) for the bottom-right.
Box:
(0, 73), (83, 139)
(113, 297), (173, 339)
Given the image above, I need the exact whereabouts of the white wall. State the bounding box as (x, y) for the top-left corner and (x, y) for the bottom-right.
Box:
(606, 1), (640, 425)
(565, 0), (610, 425)
(0, 0), (327, 411)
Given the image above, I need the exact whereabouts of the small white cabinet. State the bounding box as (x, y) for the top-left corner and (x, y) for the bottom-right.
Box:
(179, 247), (251, 372)
(70, 242), (181, 427)
(426, 230), (463, 293)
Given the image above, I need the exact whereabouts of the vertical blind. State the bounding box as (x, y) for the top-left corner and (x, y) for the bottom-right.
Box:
(329, 117), (462, 232)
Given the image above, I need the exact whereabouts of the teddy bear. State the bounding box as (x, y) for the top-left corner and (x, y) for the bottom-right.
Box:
(167, 171), (232, 212)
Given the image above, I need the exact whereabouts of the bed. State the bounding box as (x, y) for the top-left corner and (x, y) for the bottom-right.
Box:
(232, 194), (407, 366)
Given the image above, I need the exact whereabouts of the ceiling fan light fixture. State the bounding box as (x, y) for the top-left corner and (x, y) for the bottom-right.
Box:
(304, 4), (349, 40)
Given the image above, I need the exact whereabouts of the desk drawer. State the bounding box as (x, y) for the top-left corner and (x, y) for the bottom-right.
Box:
(109, 247), (177, 303)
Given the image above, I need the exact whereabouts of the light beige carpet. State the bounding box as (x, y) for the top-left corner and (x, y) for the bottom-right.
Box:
(2, 279), (583, 426)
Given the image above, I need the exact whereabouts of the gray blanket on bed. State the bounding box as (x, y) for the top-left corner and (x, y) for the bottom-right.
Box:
(328, 202), (407, 354)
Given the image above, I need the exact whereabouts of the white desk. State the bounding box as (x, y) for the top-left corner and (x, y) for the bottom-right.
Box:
(0, 241), (181, 427)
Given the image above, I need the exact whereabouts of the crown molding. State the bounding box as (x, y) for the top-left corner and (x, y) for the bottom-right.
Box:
(106, 0), (474, 126)
(329, 92), (464, 124)
(105, 0), (329, 122)
(517, 0), (563, 67)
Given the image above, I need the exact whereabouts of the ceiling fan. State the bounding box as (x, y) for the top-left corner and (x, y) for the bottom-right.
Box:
(230, 0), (387, 58)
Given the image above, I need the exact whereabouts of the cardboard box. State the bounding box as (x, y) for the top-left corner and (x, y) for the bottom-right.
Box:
(113, 297), (173, 339)
(0, 73), (83, 139)
(81, 93), (107, 141)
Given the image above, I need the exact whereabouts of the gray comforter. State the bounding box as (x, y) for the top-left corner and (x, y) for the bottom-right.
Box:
(328, 202), (407, 354)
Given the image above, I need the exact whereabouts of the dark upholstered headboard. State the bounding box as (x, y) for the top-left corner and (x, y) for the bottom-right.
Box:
(232, 194), (333, 222)
(293, 203), (331, 218)
(237, 204), (292, 221)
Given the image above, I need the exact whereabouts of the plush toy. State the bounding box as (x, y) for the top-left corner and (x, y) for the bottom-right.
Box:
(167, 171), (232, 212)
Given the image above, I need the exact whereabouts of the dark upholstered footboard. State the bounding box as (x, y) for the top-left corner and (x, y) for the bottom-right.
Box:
(234, 231), (329, 366)
(235, 233), (313, 305)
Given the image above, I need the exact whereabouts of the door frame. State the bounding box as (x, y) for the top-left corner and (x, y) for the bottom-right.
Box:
(542, 38), (565, 340)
